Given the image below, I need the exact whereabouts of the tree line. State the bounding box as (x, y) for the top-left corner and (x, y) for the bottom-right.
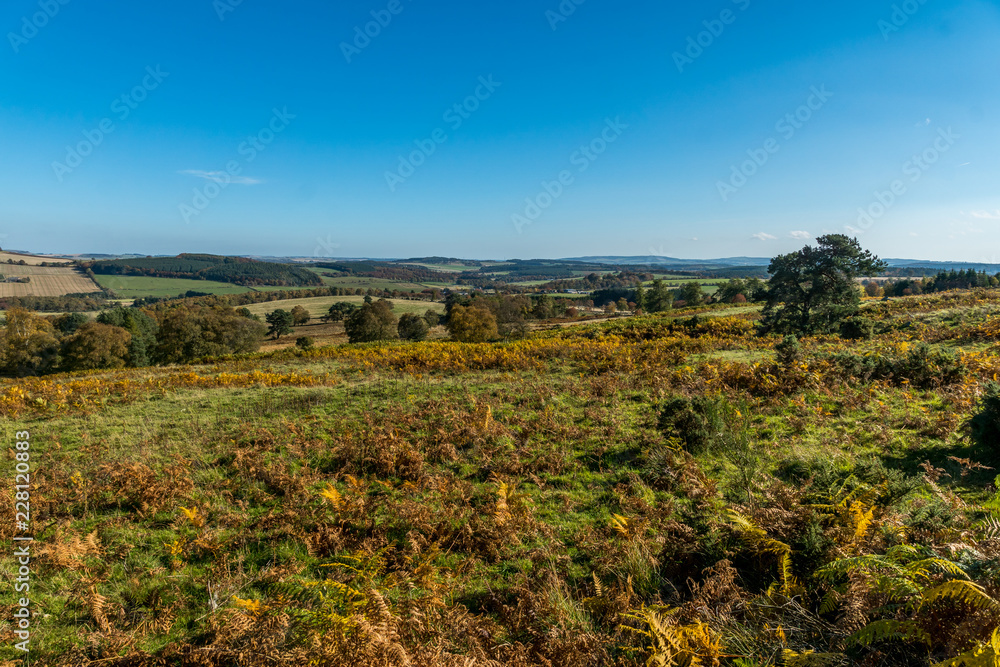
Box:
(86, 254), (323, 287)
(0, 305), (267, 377)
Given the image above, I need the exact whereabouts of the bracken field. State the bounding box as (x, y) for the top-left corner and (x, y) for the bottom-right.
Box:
(3, 291), (1000, 666)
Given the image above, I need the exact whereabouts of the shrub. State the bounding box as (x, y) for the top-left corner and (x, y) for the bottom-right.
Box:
(828, 343), (965, 389)
(775, 335), (802, 367)
(657, 396), (727, 455)
(969, 381), (1000, 455)
(398, 313), (429, 341)
(840, 316), (876, 340)
(296, 336), (315, 350)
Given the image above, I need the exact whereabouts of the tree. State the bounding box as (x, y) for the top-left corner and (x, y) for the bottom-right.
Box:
(423, 310), (440, 328)
(398, 313), (429, 341)
(290, 305), (311, 326)
(676, 282), (705, 306)
(634, 282), (647, 312)
(324, 302), (359, 323)
(532, 295), (553, 320)
(156, 305), (267, 363)
(494, 297), (529, 340)
(0, 309), (60, 376)
(447, 305), (498, 343)
(761, 234), (887, 335)
(62, 322), (132, 371)
(53, 312), (90, 335)
(97, 306), (158, 367)
(646, 279), (672, 313)
(344, 300), (398, 343)
(716, 278), (747, 304)
(266, 309), (294, 340)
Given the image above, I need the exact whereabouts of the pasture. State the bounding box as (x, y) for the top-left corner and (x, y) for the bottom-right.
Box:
(244, 294), (446, 320)
(1, 290), (999, 665)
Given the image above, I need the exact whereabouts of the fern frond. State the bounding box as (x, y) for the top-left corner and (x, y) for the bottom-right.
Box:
(319, 483), (342, 509)
(818, 589), (841, 615)
(932, 626), (1000, 667)
(783, 649), (850, 667)
(849, 620), (931, 648)
(977, 516), (1000, 540)
(921, 580), (1000, 612)
(906, 557), (969, 581)
(610, 513), (631, 538)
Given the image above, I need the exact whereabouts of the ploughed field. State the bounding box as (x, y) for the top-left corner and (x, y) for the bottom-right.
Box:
(0, 265), (98, 298)
(2, 291), (1000, 666)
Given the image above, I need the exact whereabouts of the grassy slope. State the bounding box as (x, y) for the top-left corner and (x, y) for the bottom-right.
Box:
(243, 295), (445, 319)
(92, 275), (266, 298)
(1, 292), (999, 665)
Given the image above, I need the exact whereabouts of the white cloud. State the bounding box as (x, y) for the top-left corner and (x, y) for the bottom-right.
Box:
(751, 232), (777, 241)
(969, 210), (1000, 220)
(789, 231), (811, 240)
(180, 170), (262, 185)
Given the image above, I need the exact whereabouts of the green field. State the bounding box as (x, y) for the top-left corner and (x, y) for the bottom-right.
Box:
(3, 290), (999, 664)
(244, 294), (445, 319)
(93, 275), (264, 298)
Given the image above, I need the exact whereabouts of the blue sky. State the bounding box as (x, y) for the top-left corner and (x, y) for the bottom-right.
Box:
(2, 0), (998, 260)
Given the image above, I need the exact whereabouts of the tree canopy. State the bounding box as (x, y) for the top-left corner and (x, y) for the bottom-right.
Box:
(761, 234), (887, 335)
(344, 300), (398, 343)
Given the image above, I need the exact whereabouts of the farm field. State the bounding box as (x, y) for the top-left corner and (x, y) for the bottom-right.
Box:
(243, 295), (445, 321)
(319, 275), (436, 292)
(0, 264), (99, 297)
(0, 251), (72, 265)
(2, 290), (1000, 665)
(92, 275), (278, 298)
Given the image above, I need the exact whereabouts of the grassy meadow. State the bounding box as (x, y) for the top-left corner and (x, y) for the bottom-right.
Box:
(1, 291), (999, 665)
(91, 275), (268, 299)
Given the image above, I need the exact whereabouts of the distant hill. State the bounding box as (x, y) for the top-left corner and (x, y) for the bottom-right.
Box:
(564, 256), (772, 269)
(564, 256), (1000, 274)
(86, 254), (323, 287)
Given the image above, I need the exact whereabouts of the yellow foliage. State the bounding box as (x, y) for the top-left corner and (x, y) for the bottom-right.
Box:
(623, 606), (724, 667)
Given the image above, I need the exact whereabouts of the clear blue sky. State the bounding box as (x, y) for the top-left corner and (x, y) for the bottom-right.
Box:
(2, 0), (998, 261)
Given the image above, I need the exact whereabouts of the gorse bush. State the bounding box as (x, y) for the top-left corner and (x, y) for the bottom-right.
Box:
(827, 343), (966, 388)
(969, 381), (1000, 456)
(775, 335), (802, 367)
(657, 395), (728, 455)
(840, 315), (877, 340)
